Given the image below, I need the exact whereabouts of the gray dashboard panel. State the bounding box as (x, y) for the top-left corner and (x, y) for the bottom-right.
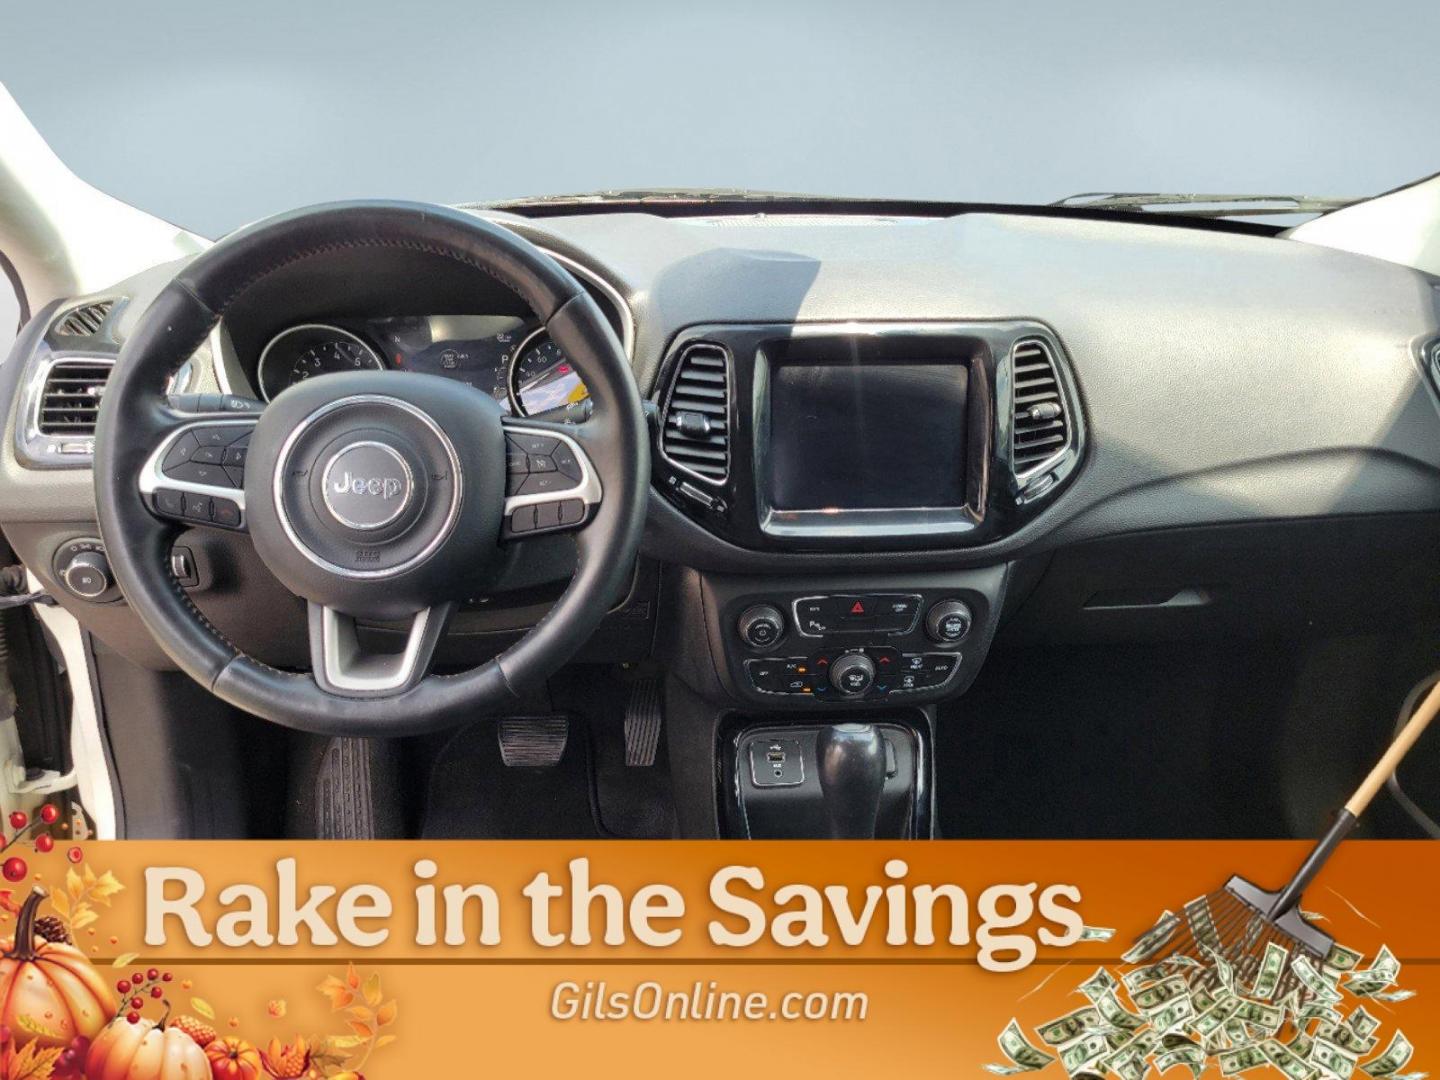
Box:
(2, 208), (1438, 574)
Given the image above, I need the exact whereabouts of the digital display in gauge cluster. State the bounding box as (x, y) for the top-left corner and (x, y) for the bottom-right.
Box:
(255, 315), (590, 417)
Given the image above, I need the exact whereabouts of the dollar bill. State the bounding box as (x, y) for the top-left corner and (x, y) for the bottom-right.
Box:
(1345, 946), (1400, 994)
(1124, 963), (1171, 991)
(1193, 997), (1242, 1038)
(1219, 1044), (1269, 1076)
(1312, 1037), (1360, 1080)
(1123, 912), (1180, 964)
(1232, 998), (1284, 1034)
(1349, 1007), (1382, 1039)
(1079, 925), (1116, 942)
(1320, 1022), (1380, 1058)
(1156, 1044), (1206, 1078)
(1366, 989), (1416, 1003)
(1094, 990), (1146, 1034)
(1036, 1006), (1104, 1047)
(1325, 943), (1365, 973)
(1361, 1032), (1414, 1078)
(1078, 967), (1119, 1003)
(1251, 941), (1290, 1001)
(1149, 995), (1196, 1034)
(1263, 1038), (1319, 1080)
(1293, 955), (1345, 1005)
(1060, 1033), (1111, 1075)
(1203, 943), (1237, 993)
(1132, 975), (1189, 1014)
(987, 1019), (1057, 1075)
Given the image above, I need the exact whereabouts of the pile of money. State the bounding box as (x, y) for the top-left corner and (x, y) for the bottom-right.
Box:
(986, 908), (1422, 1080)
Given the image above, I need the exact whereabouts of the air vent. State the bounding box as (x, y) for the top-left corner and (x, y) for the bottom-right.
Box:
(37, 360), (112, 437)
(660, 343), (731, 482)
(1011, 339), (1070, 474)
(54, 301), (114, 337)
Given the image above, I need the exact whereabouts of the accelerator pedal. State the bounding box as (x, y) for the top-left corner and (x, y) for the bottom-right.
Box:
(315, 737), (380, 839)
(497, 716), (569, 767)
(623, 676), (663, 766)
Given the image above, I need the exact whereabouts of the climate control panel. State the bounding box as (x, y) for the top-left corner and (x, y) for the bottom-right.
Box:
(700, 569), (1005, 710)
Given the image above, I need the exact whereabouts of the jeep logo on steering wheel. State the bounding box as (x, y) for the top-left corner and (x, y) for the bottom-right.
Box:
(320, 441), (414, 531)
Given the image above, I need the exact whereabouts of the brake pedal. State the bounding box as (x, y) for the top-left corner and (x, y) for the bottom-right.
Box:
(497, 716), (569, 767)
(623, 677), (662, 766)
(315, 737), (378, 839)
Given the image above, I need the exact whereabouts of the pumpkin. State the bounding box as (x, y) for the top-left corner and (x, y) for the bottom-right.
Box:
(206, 1036), (265, 1080)
(0, 888), (114, 1048)
(86, 1015), (210, 1080)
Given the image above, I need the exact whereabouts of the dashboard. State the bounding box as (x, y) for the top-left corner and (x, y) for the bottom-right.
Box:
(2, 204), (1440, 713)
(253, 316), (588, 416)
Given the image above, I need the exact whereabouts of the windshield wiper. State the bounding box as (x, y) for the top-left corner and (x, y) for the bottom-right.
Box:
(485, 188), (835, 209)
(1051, 192), (1361, 218)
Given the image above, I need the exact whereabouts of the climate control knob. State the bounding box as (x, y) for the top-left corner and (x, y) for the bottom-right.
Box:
(737, 604), (785, 649)
(829, 652), (876, 695)
(60, 551), (111, 599)
(926, 599), (972, 644)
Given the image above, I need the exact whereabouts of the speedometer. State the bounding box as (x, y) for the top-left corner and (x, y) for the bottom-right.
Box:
(508, 329), (589, 417)
(257, 324), (385, 401)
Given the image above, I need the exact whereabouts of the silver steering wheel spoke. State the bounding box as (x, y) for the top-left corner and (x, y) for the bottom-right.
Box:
(500, 418), (602, 539)
(307, 601), (453, 697)
(138, 398), (262, 531)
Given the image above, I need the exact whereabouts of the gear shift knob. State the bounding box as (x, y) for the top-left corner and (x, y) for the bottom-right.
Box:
(814, 723), (887, 839)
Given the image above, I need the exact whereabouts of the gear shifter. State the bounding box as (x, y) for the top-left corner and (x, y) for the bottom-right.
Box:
(815, 723), (887, 838)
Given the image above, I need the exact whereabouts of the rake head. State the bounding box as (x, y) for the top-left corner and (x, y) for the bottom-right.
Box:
(1145, 876), (1333, 1005)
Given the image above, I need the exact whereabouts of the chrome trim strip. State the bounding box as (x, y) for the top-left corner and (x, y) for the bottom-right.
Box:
(501, 423), (603, 514)
(256, 323), (384, 402)
(319, 604), (434, 693)
(273, 395), (464, 580)
(539, 248), (635, 360)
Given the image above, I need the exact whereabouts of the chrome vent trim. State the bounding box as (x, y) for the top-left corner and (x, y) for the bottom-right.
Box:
(36, 358), (112, 437)
(659, 343), (731, 484)
(53, 300), (114, 337)
(1010, 338), (1071, 477)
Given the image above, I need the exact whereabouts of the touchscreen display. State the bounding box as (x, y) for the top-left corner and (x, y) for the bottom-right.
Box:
(768, 359), (969, 511)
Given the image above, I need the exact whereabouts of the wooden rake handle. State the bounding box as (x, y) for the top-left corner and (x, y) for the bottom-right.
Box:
(1346, 677), (1440, 818)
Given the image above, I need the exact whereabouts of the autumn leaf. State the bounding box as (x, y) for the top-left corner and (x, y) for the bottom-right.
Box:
(70, 907), (98, 932)
(317, 975), (354, 1011)
(111, 952), (138, 968)
(6, 1040), (63, 1080)
(346, 1020), (374, 1040)
(375, 1000), (397, 1027)
(90, 871), (124, 905)
(362, 972), (382, 1007)
(65, 868), (83, 902)
(375, 1034), (398, 1050)
(191, 997), (216, 1020)
(48, 891), (68, 919)
(345, 1006), (373, 1022)
(323, 1035), (366, 1052)
(345, 962), (360, 990)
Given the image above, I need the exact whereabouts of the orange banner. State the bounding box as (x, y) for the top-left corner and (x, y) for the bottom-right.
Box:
(0, 840), (1430, 1078)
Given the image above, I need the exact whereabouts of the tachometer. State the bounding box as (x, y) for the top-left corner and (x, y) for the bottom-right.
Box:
(257, 324), (384, 400)
(508, 329), (589, 417)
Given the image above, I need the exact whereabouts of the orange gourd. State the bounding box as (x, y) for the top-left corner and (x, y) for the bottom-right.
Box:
(206, 1036), (265, 1080)
(0, 888), (114, 1048)
(86, 1014), (210, 1080)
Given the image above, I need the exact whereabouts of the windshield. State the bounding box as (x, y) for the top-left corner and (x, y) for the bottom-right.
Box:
(4, 0), (1437, 237)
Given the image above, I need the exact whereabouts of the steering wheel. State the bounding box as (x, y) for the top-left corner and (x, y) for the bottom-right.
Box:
(93, 201), (648, 736)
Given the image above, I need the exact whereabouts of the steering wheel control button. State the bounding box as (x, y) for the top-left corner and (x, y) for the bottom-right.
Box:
(182, 494), (213, 521)
(829, 652), (876, 695)
(320, 441), (414, 531)
(162, 432), (200, 470)
(549, 443), (583, 481)
(925, 599), (973, 643)
(211, 498), (242, 528)
(558, 499), (585, 525)
(737, 604), (785, 649)
(152, 488), (185, 516)
(528, 454), (557, 473)
(509, 432), (559, 457)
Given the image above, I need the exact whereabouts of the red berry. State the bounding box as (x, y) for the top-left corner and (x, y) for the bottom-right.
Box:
(150, 986), (163, 999)
(34, 835), (53, 854)
(66, 846), (82, 864)
(39, 805), (59, 824)
(2, 857), (27, 883)
(126, 1012), (140, 1024)
(131, 972), (144, 986)
(0, 1024), (11, 1044)
(161, 972), (173, 982)
(116, 980), (130, 994)
(8, 812), (26, 830)
(147, 968), (159, 981)
(129, 996), (143, 1010)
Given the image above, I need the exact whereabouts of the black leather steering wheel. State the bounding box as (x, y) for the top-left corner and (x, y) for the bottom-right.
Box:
(93, 201), (648, 736)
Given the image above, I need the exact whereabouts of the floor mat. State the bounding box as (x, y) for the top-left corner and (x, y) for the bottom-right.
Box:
(420, 717), (601, 839)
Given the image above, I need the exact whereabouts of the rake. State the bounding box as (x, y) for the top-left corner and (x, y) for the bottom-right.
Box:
(1129, 677), (1440, 1004)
